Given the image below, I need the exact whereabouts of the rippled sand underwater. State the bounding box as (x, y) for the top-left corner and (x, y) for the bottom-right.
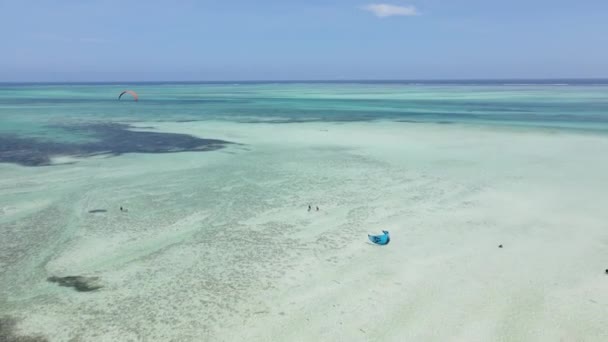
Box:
(1, 83), (608, 341)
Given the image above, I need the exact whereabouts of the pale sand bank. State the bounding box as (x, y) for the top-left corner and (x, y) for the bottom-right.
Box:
(1, 121), (607, 341)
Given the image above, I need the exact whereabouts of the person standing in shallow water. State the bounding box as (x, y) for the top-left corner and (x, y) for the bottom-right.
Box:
(316, 206), (319, 211)
(308, 205), (311, 212)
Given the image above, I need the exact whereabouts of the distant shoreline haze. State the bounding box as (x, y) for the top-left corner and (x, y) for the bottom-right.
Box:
(2, 79), (608, 86)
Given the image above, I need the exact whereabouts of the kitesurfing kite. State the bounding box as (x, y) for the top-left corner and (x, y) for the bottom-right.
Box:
(118, 90), (138, 101)
(368, 230), (390, 245)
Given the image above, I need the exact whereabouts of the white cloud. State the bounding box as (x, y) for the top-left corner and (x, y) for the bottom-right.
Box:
(362, 3), (419, 18)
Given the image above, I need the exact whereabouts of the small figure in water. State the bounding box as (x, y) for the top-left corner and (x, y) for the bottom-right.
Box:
(308, 205), (311, 212)
(120, 206), (123, 212)
(316, 206), (319, 211)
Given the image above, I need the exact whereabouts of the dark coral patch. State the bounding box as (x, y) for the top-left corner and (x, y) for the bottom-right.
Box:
(0, 316), (48, 342)
(88, 209), (107, 213)
(47, 276), (102, 292)
(0, 123), (233, 167)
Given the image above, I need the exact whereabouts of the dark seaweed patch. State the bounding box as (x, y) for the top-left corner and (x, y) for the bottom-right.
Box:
(0, 123), (233, 167)
(47, 276), (102, 292)
(88, 209), (107, 213)
(0, 316), (48, 342)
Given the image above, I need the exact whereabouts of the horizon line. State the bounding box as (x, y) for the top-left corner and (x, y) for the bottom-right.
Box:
(2, 77), (608, 85)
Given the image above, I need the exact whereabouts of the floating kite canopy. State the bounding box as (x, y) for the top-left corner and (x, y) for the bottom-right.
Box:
(368, 230), (390, 245)
(118, 90), (138, 101)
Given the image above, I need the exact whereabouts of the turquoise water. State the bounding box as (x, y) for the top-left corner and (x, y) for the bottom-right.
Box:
(1, 81), (608, 141)
(2, 81), (608, 340)
(1, 81), (608, 166)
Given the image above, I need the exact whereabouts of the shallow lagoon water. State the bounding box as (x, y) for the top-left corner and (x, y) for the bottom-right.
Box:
(1, 82), (608, 341)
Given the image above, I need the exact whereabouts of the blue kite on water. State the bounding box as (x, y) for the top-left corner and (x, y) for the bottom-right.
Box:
(368, 230), (390, 245)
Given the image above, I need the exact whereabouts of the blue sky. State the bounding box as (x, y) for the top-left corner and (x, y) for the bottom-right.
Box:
(1, 0), (607, 81)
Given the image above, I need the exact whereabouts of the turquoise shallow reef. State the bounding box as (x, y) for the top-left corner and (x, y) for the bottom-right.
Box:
(2, 80), (608, 134)
(2, 80), (608, 166)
